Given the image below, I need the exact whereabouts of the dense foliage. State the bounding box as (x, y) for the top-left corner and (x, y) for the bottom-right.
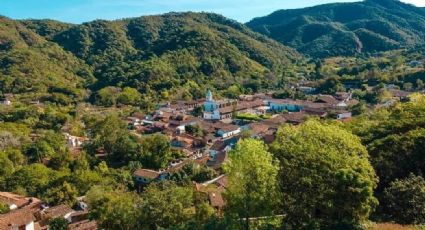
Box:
(0, 3), (424, 229)
(271, 120), (378, 229)
(381, 174), (425, 225)
(21, 13), (304, 102)
(224, 139), (279, 229)
(0, 17), (93, 103)
(344, 94), (425, 224)
(247, 0), (425, 57)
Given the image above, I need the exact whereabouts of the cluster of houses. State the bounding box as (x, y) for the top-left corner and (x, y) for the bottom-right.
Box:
(124, 91), (360, 186)
(58, 88), (413, 213)
(0, 192), (96, 230)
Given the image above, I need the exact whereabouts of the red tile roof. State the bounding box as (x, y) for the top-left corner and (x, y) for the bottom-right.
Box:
(316, 95), (338, 104)
(133, 169), (161, 179)
(0, 192), (41, 210)
(68, 220), (98, 230)
(208, 191), (225, 208)
(41, 205), (74, 219)
(0, 207), (34, 229)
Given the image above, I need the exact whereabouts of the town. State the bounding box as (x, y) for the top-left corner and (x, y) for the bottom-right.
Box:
(1, 82), (414, 230)
(1, 0), (425, 229)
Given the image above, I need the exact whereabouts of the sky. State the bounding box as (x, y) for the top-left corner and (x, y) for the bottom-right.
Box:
(0, 0), (424, 23)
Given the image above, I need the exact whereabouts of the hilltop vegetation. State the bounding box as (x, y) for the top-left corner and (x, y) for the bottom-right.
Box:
(22, 13), (303, 102)
(0, 16), (93, 103)
(247, 0), (425, 57)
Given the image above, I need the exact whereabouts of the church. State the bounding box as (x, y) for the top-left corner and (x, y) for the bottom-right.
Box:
(203, 90), (221, 120)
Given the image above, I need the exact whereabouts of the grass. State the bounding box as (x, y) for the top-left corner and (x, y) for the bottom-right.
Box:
(368, 223), (418, 230)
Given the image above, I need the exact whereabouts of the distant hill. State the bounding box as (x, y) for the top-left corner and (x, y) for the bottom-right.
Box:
(0, 16), (93, 102)
(247, 0), (425, 57)
(22, 13), (302, 99)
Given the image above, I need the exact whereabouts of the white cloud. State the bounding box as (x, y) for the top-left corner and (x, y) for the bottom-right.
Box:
(401, 0), (425, 7)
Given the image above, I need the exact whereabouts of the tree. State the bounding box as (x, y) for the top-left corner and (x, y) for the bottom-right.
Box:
(0, 131), (21, 150)
(271, 120), (377, 229)
(416, 79), (424, 90)
(25, 131), (67, 164)
(225, 85), (242, 99)
(381, 174), (425, 224)
(117, 87), (142, 105)
(26, 140), (55, 163)
(87, 115), (139, 166)
(138, 134), (171, 170)
(86, 186), (141, 230)
(403, 82), (413, 91)
(49, 218), (68, 230)
(224, 139), (280, 230)
(368, 128), (425, 190)
(317, 77), (345, 95)
(382, 174), (425, 225)
(43, 181), (78, 207)
(140, 181), (194, 229)
(0, 151), (14, 179)
(350, 102), (367, 116)
(5, 164), (55, 196)
(95, 87), (120, 106)
(0, 202), (9, 214)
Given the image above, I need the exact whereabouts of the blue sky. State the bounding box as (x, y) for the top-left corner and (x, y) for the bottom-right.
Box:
(0, 0), (423, 23)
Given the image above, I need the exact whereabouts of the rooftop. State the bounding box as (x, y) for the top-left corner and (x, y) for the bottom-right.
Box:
(0, 191), (41, 209)
(0, 207), (34, 229)
(41, 205), (74, 219)
(133, 169), (161, 179)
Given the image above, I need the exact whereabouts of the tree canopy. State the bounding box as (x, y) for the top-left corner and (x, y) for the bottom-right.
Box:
(271, 120), (378, 229)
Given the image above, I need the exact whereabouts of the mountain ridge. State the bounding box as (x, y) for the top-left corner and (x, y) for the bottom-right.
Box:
(247, 0), (425, 57)
(1, 12), (303, 102)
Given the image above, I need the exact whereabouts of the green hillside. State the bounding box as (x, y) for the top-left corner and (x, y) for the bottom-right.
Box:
(247, 0), (425, 57)
(23, 12), (302, 100)
(0, 16), (93, 103)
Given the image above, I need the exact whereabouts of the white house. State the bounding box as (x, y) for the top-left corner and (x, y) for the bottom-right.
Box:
(64, 133), (88, 148)
(216, 125), (241, 138)
(1, 99), (11, 106)
(133, 169), (168, 184)
(336, 111), (352, 120)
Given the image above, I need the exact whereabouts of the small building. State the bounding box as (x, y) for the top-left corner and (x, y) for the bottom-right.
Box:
(68, 220), (98, 230)
(409, 60), (423, 68)
(282, 112), (308, 125)
(334, 92), (352, 102)
(171, 134), (204, 148)
(133, 169), (168, 185)
(208, 137), (238, 169)
(1, 99), (11, 106)
(298, 86), (315, 94)
(208, 191), (225, 212)
(336, 111), (352, 120)
(266, 99), (304, 112)
(216, 124), (241, 138)
(261, 115), (287, 132)
(65, 133), (88, 148)
(0, 192), (41, 211)
(246, 123), (270, 138)
(37, 205), (75, 225)
(0, 207), (35, 230)
(316, 95), (338, 105)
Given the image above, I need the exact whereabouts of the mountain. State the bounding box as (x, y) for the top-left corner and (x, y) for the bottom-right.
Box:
(22, 12), (302, 99)
(0, 16), (93, 102)
(247, 0), (425, 58)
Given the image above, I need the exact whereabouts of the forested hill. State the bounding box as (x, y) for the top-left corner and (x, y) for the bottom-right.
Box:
(21, 12), (302, 100)
(247, 0), (425, 58)
(0, 16), (93, 103)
